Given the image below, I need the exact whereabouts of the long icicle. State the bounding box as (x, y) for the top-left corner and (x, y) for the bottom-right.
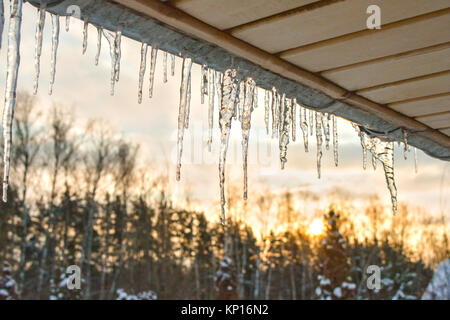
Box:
(163, 51), (168, 83)
(176, 57), (192, 181)
(360, 130), (398, 214)
(291, 99), (296, 142)
(279, 95), (291, 169)
(215, 71), (223, 111)
(94, 26), (102, 66)
(271, 87), (278, 138)
(322, 113), (330, 150)
(207, 68), (215, 151)
(309, 109), (314, 136)
(0, 0), (4, 49)
(219, 69), (238, 225)
(332, 114), (338, 166)
(315, 111), (323, 179)
(48, 14), (59, 95)
(33, 3), (46, 95)
(114, 30), (121, 82)
(264, 90), (270, 135)
(200, 64), (207, 105)
(299, 106), (309, 152)
(170, 53), (175, 76)
(82, 17), (88, 54)
(414, 147), (418, 174)
(241, 78), (256, 200)
(402, 128), (409, 160)
(148, 46), (158, 98)
(184, 73), (191, 129)
(103, 30), (117, 95)
(238, 81), (245, 122)
(2, 0), (23, 202)
(137, 42), (148, 104)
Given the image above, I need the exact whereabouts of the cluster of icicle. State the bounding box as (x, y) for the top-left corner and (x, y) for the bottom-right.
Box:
(0, 1), (417, 222)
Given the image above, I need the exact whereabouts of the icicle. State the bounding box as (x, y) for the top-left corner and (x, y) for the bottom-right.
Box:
(332, 114), (338, 167)
(315, 112), (323, 179)
(94, 26), (102, 66)
(360, 131), (398, 215)
(176, 57), (193, 181)
(170, 53), (175, 76)
(215, 71), (223, 110)
(322, 113), (330, 150)
(48, 14), (60, 96)
(271, 87), (279, 138)
(238, 81), (245, 122)
(2, 0), (23, 202)
(207, 68), (215, 151)
(241, 78), (256, 200)
(33, 4), (46, 95)
(402, 129), (409, 160)
(219, 69), (238, 225)
(414, 147), (418, 174)
(82, 17), (88, 55)
(114, 30), (121, 82)
(253, 87), (258, 109)
(148, 46), (157, 98)
(200, 64), (208, 104)
(264, 90), (270, 134)
(184, 73), (191, 129)
(299, 106), (309, 152)
(309, 109), (314, 136)
(291, 99), (296, 142)
(361, 134), (367, 170)
(279, 94), (291, 169)
(65, 15), (69, 32)
(163, 51), (168, 83)
(372, 153), (377, 171)
(0, 0), (4, 49)
(103, 30), (117, 95)
(137, 42), (148, 104)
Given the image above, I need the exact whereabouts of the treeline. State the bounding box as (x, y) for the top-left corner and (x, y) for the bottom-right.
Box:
(0, 93), (448, 300)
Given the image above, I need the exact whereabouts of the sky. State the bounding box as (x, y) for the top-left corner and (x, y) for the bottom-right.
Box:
(0, 3), (449, 218)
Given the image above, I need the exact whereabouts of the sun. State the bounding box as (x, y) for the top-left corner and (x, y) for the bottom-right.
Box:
(309, 218), (325, 236)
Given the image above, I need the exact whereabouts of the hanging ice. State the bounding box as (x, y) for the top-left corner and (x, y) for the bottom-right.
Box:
(207, 68), (215, 151)
(215, 71), (223, 110)
(264, 90), (270, 134)
(82, 17), (88, 55)
(176, 57), (192, 181)
(0, 0), (4, 49)
(309, 109), (314, 136)
(315, 112), (323, 179)
(332, 114), (338, 167)
(372, 153), (377, 171)
(170, 53), (175, 76)
(291, 99), (296, 142)
(200, 64), (207, 105)
(218, 69), (238, 224)
(137, 42), (147, 104)
(114, 31), (121, 82)
(103, 30), (119, 95)
(402, 129), (409, 160)
(184, 73), (191, 129)
(279, 95), (291, 169)
(163, 51), (168, 83)
(271, 87), (279, 138)
(33, 3), (46, 95)
(238, 81), (245, 122)
(48, 14), (59, 95)
(241, 78), (256, 200)
(2, 0), (23, 202)
(359, 130), (398, 215)
(94, 26), (102, 66)
(322, 113), (330, 150)
(359, 130), (368, 170)
(65, 15), (69, 32)
(299, 106), (309, 152)
(147, 46), (157, 98)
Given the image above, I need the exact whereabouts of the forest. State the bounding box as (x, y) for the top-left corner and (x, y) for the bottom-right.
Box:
(0, 93), (448, 300)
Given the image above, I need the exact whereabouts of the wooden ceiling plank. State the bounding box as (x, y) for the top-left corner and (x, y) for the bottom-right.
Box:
(388, 93), (450, 117)
(416, 111), (450, 129)
(357, 71), (450, 104)
(321, 43), (450, 90)
(172, 0), (317, 30)
(233, 0), (450, 53)
(280, 8), (450, 71)
(440, 128), (450, 136)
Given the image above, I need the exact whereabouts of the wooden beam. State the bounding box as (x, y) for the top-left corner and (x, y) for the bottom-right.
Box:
(111, 0), (450, 154)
